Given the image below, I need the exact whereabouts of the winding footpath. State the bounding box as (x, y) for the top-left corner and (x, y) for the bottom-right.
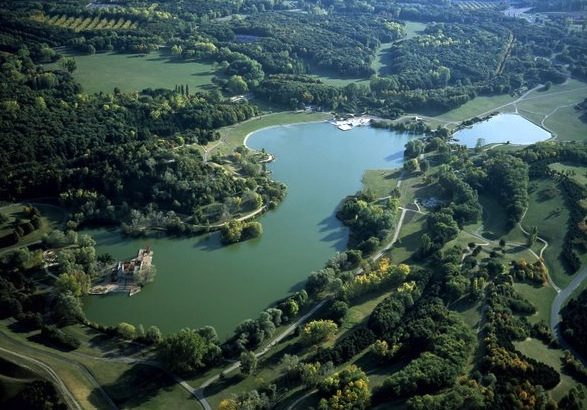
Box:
(188, 299), (329, 410)
(0, 345), (82, 410)
(0, 329), (117, 410)
(470, 207), (587, 366)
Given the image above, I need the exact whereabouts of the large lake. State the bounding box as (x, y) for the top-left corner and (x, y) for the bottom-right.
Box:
(84, 123), (412, 337)
(454, 113), (551, 146)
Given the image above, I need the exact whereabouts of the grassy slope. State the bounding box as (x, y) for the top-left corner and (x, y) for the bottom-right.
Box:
(0, 320), (200, 409)
(515, 338), (576, 402)
(0, 203), (66, 255)
(217, 111), (331, 154)
(426, 79), (587, 141)
(51, 50), (217, 94)
(523, 178), (572, 288)
(517, 79), (587, 141)
(361, 169), (401, 198)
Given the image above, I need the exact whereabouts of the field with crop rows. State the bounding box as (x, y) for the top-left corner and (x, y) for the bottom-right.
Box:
(31, 13), (138, 31)
(455, 1), (499, 10)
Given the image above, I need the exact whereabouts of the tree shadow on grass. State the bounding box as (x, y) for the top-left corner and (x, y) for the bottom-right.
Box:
(86, 333), (145, 358)
(202, 372), (242, 399)
(88, 364), (181, 408)
(27, 334), (77, 353)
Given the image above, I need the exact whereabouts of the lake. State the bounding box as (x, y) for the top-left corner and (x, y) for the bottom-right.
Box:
(453, 113), (551, 147)
(83, 122), (412, 337)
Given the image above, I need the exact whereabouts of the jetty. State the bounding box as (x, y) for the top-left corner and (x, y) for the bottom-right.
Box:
(331, 115), (372, 131)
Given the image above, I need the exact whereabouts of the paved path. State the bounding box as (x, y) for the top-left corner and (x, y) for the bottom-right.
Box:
(518, 208), (560, 292)
(549, 265), (587, 367)
(0, 329), (118, 410)
(0, 346), (82, 410)
(192, 299), (329, 409)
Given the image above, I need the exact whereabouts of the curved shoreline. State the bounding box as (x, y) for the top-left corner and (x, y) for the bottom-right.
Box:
(243, 119), (331, 149)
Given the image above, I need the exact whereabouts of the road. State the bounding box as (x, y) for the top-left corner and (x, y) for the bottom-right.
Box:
(0, 346), (82, 410)
(0, 328), (117, 409)
(549, 265), (587, 367)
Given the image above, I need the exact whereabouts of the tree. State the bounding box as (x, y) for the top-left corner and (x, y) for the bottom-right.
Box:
(529, 226), (538, 246)
(227, 75), (248, 94)
(117, 322), (136, 340)
(301, 320), (338, 345)
(240, 351), (258, 376)
(60, 58), (77, 73)
(319, 365), (370, 410)
(158, 328), (215, 372)
(146, 325), (163, 344)
(56, 273), (84, 297)
(54, 292), (84, 324)
(242, 222), (263, 239)
(404, 158), (419, 173)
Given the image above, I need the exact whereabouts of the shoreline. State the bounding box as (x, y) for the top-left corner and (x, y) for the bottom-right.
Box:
(243, 118), (331, 149)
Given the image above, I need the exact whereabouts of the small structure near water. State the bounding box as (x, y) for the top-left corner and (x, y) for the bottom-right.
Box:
(331, 115), (372, 131)
(89, 247), (154, 297)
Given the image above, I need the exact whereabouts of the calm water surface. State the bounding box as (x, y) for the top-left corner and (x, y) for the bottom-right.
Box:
(454, 113), (551, 146)
(84, 122), (412, 337)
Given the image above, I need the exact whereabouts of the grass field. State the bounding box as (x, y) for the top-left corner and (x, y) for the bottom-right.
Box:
(390, 212), (427, 263)
(312, 70), (371, 88)
(217, 111), (331, 154)
(433, 94), (517, 123)
(515, 338), (576, 401)
(0, 203), (66, 255)
(517, 79), (587, 141)
(513, 282), (556, 324)
(549, 163), (587, 186)
(522, 178), (572, 288)
(404, 21), (428, 39)
(50, 50), (217, 94)
(424, 78), (587, 141)
(371, 42), (394, 76)
(361, 169), (401, 198)
(340, 290), (394, 333)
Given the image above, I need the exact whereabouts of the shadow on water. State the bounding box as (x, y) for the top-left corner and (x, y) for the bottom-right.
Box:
(288, 279), (307, 293)
(385, 151), (404, 162)
(317, 214), (347, 249)
(193, 233), (223, 252)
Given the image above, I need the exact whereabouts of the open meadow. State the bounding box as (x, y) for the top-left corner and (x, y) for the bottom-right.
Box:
(51, 50), (217, 94)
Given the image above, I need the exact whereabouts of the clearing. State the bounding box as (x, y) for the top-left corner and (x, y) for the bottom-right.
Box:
(49, 50), (217, 94)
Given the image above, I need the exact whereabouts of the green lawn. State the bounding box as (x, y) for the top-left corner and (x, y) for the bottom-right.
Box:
(549, 163), (587, 186)
(451, 298), (482, 331)
(372, 42), (394, 76)
(514, 338), (576, 402)
(390, 212), (427, 264)
(516, 79), (587, 141)
(0, 203), (66, 255)
(217, 111), (332, 154)
(477, 193), (509, 241)
(422, 79), (587, 141)
(513, 282), (556, 325)
(523, 178), (572, 288)
(404, 21), (427, 39)
(341, 290), (394, 333)
(50, 50), (217, 94)
(362, 169), (401, 198)
(432, 94), (517, 123)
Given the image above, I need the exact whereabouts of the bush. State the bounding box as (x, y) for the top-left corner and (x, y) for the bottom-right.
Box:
(40, 325), (81, 350)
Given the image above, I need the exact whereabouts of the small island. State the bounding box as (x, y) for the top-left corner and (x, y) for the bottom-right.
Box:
(89, 247), (155, 297)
